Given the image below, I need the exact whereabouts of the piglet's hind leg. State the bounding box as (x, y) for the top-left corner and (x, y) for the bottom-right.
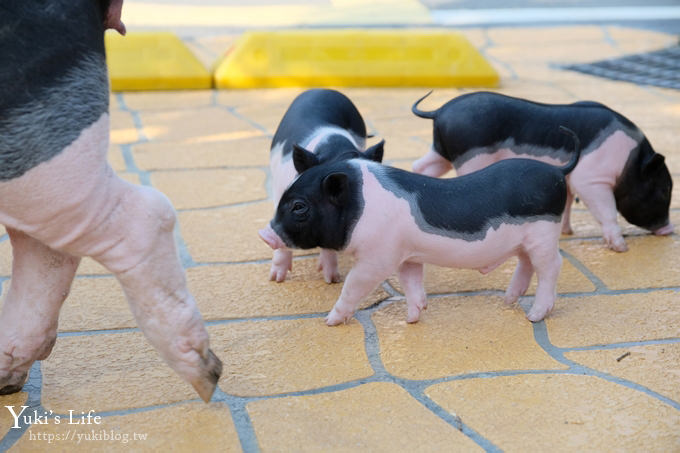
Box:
(0, 229), (80, 394)
(504, 251), (534, 306)
(526, 247), (562, 322)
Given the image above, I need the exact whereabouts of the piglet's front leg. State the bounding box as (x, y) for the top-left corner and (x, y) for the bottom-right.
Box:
(326, 260), (392, 326)
(318, 249), (341, 283)
(397, 261), (427, 323)
(575, 183), (628, 252)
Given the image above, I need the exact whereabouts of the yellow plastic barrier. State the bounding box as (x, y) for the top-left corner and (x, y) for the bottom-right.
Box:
(106, 32), (212, 91)
(214, 30), (499, 89)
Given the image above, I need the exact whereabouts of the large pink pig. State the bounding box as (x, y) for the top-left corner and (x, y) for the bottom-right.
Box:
(261, 128), (581, 324)
(411, 91), (674, 252)
(0, 0), (221, 401)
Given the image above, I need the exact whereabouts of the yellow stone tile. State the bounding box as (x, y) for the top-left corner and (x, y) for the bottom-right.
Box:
(487, 43), (620, 65)
(372, 296), (566, 380)
(492, 82), (577, 104)
(645, 127), (680, 162)
(561, 81), (662, 110)
(606, 26), (678, 53)
(122, 90), (215, 111)
(566, 209), (649, 239)
(426, 374), (680, 452)
(137, 107), (259, 144)
(248, 382), (480, 452)
(213, 320), (372, 396)
(216, 87), (303, 110)
(0, 239), (11, 277)
(76, 257), (111, 276)
(387, 257), (594, 296)
(566, 343), (680, 402)
(546, 291), (680, 348)
(0, 391), (28, 439)
(41, 332), (196, 413)
(59, 277), (135, 332)
(188, 257), (389, 320)
(132, 136), (271, 170)
(488, 26), (607, 46)
(560, 236), (680, 290)
(109, 110), (139, 145)
(150, 168), (267, 209)
(178, 201), (273, 262)
(9, 402), (241, 453)
(232, 104), (290, 135)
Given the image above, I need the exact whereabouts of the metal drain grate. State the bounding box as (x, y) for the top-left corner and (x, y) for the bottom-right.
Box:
(563, 45), (680, 90)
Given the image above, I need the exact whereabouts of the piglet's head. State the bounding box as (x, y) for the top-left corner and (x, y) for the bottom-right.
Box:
(259, 162), (363, 251)
(292, 140), (384, 174)
(615, 148), (674, 235)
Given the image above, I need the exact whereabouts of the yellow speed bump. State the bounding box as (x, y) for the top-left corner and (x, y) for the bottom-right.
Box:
(105, 32), (212, 91)
(214, 30), (499, 89)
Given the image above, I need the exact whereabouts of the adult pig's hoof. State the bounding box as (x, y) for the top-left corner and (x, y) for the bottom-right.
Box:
(191, 349), (223, 403)
(0, 371), (28, 395)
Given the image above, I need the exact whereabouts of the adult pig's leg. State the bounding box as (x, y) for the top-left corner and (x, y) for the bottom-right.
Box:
(0, 116), (222, 402)
(0, 229), (80, 394)
(90, 181), (223, 402)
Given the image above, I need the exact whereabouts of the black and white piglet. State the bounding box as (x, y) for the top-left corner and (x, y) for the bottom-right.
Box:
(411, 91), (673, 252)
(260, 127), (581, 324)
(269, 89), (384, 283)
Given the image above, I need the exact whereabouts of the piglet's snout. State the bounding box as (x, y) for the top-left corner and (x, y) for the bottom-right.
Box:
(259, 225), (286, 250)
(653, 223), (674, 236)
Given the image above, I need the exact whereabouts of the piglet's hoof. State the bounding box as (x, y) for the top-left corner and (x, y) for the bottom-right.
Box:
(325, 306), (353, 326)
(190, 349), (223, 403)
(0, 371), (28, 395)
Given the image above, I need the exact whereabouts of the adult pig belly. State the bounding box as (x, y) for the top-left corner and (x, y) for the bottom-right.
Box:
(0, 0), (111, 250)
(0, 114), (117, 253)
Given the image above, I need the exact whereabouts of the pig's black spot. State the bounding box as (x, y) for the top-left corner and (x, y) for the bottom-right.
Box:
(271, 89), (367, 162)
(369, 159), (567, 241)
(614, 138), (673, 231)
(0, 0), (109, 181)
(426, 91), (642, 168)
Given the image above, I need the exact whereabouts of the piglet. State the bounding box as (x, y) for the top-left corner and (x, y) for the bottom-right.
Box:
(261, 127), (581, 324)
(268, 89), (384, 283)
(412, 91), (673, 252)
(0, 0), (221, 401)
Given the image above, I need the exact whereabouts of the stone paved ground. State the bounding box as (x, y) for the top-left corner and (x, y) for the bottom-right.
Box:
(1, 24), (680, 452)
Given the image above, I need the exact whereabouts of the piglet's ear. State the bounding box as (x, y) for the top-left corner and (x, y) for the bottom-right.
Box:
(293, 144), (320, 174)
(322, 172), (349, 206)
(642, 153), (665, 175)
(363, 139), (385, 163)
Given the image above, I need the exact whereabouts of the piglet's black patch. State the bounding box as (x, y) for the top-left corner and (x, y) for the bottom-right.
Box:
(369, 159), (567, 241)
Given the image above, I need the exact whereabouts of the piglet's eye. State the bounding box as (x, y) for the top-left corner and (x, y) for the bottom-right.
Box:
(292, 201), (308, 216)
